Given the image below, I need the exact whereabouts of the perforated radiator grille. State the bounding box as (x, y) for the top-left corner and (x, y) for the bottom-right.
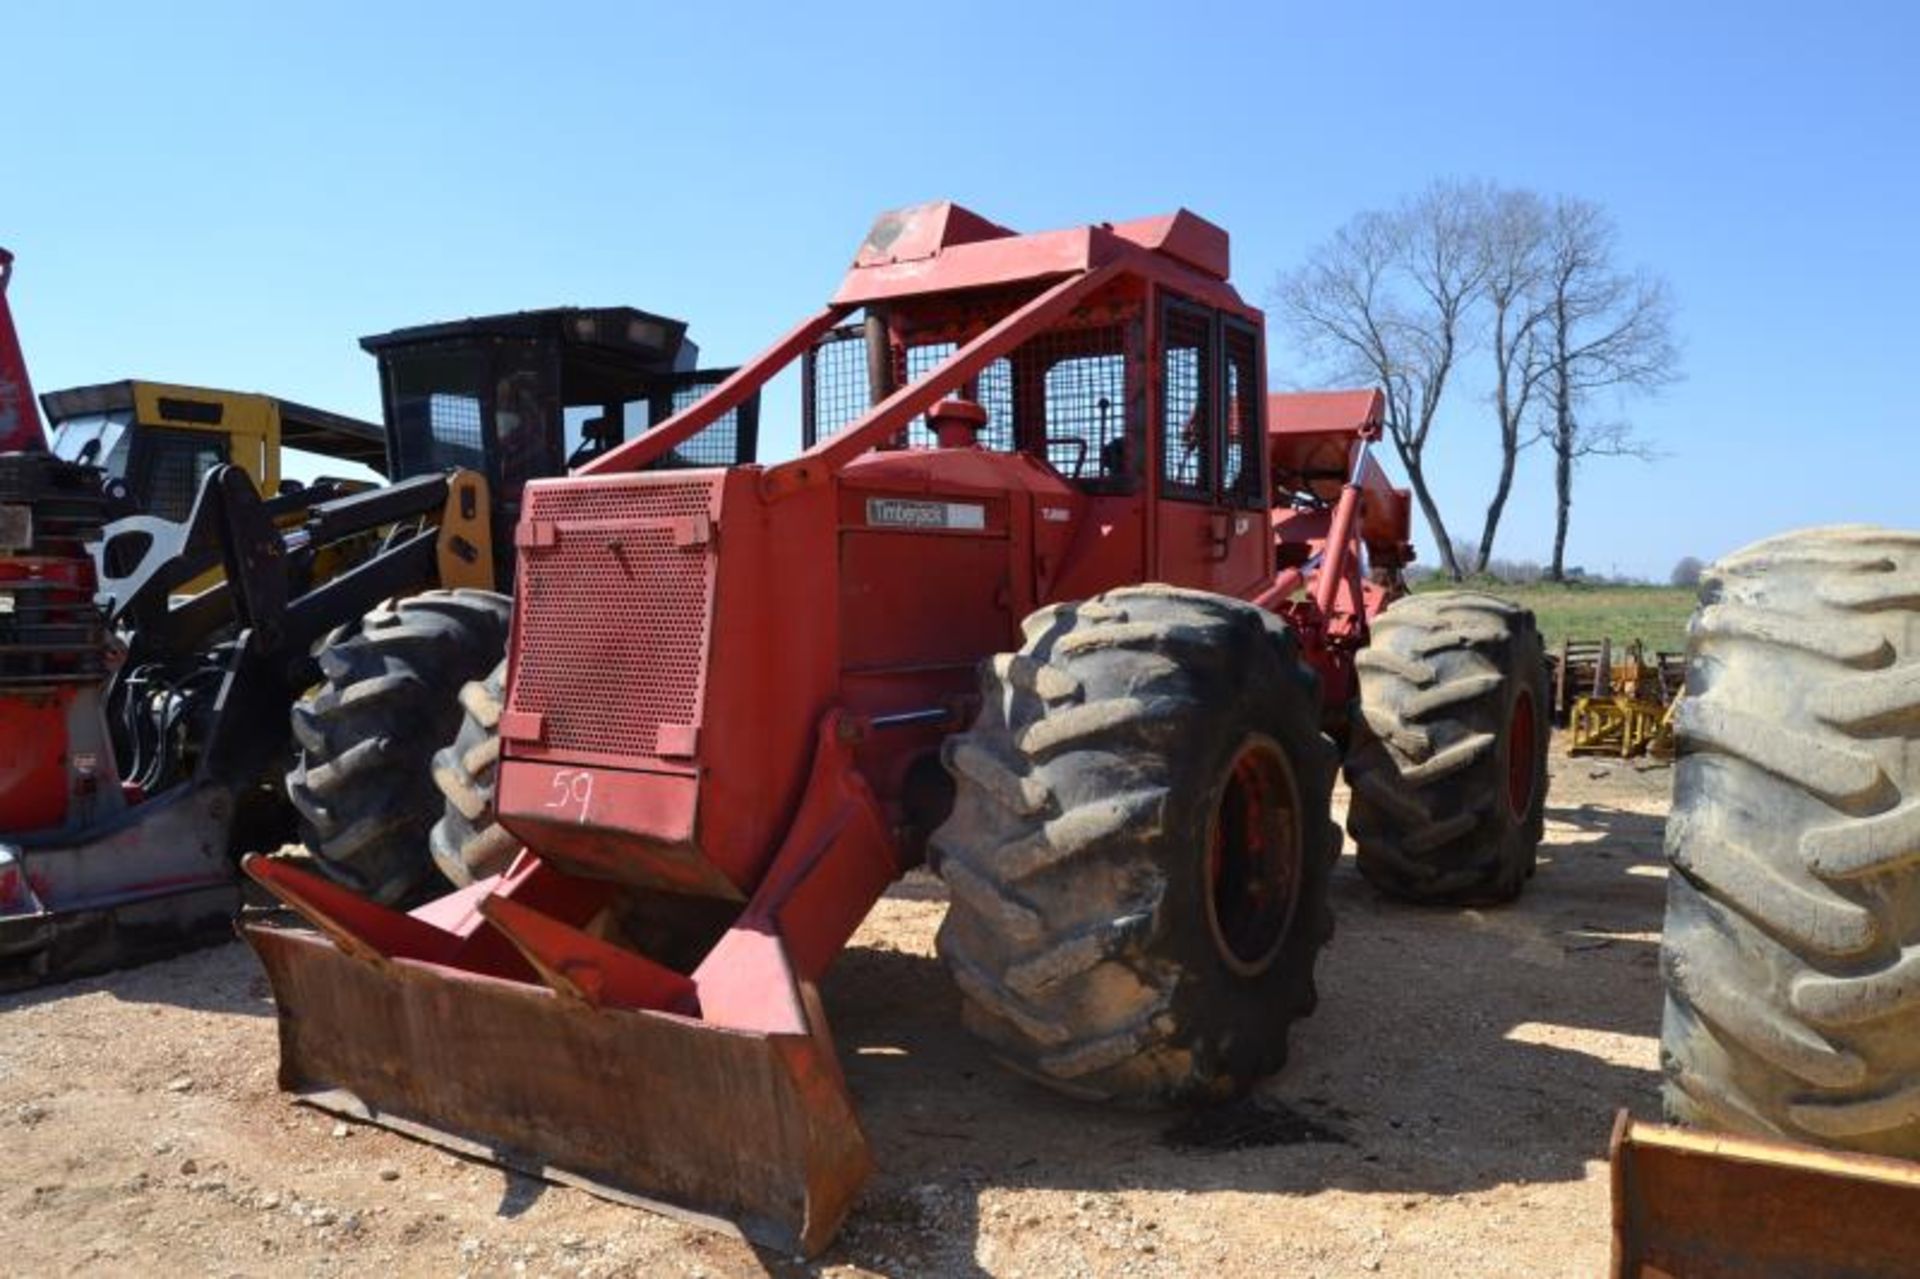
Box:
(509, 476), (721, 764)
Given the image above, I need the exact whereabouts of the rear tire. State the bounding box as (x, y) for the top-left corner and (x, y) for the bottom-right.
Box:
(429, 660), (520, 886)
(286, 590), (511, 905)
(1344, 591), (1548, 904)
(1661, 526), (1920, 1154)
(930, 586), (1340, 1105)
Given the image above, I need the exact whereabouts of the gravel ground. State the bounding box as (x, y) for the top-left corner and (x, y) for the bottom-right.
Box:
(0, 747), (1672, 1278)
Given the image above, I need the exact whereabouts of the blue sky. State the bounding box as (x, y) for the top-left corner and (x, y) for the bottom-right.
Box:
(5, 1), (1914, 579)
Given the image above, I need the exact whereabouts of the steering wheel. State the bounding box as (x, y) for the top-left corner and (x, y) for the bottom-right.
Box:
(1045, 436), (1089, 479)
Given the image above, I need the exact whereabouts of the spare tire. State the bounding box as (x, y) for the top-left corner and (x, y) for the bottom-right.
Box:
(930, 585), (1340, 1105)
(1661, 526), (1920, 1154)
(286, 590), (511, 905)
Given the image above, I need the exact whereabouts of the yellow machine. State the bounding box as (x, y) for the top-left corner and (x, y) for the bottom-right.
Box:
(39, 380), (386, 591)
(1565, 639), (1681, 759)
(39, 379), (386, 518)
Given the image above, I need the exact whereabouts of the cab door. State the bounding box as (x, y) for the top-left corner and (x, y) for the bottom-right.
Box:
(1217, 316), (1269, 593)
(1152, 296), (1268, 595)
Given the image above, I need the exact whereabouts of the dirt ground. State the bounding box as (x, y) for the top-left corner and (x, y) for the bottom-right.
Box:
(0, 742), (1673, 1278)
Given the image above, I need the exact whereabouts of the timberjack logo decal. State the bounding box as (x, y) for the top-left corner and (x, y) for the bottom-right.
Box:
(866, 498), (987, 531)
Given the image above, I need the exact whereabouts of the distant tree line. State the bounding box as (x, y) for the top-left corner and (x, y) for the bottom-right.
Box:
(1273, 180), (1681, 582)
(1401, 545), (1707, 589)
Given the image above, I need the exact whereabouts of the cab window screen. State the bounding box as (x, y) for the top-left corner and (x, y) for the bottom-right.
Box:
(803, 325), (871, 444)
(429, 393), (484, 466)
(142, 428), (229, 521)
(648, 374), (758, 467)
(1223, 322), (1264, 509)
(901, 344), (1014, 450)
(388, 350), (490, 478)
(1029, 323), (1131, 490)
(1160, 304), (1214, 499)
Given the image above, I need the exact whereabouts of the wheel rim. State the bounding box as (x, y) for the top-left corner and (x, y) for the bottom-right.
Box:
(1204, 736), (1303, 977)
(1507, 688), (1538, 819)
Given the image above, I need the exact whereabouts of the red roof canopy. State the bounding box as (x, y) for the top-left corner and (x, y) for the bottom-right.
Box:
(1267, 389), (1385, 439)
(835, 202), (1241, 310)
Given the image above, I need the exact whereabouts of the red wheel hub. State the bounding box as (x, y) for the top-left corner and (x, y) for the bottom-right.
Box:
(1507, 689), (1538, 819)
(1205, 737), (1303, 976)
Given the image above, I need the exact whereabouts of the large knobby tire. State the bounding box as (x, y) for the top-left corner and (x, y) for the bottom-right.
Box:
(286, 590), (511, 905)
(930, 586), (1340, 1105)
(1661, 526), (1920, 1154)
(1344, 591), (1548, 904)
(429, 659), (520, 886)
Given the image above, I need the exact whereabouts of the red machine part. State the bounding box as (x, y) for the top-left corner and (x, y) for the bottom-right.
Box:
(0, 689), (78, 832)
(0, 249), (115, 837)
(3, 248), (291, 988)
(1258, 387), (1415, 708)
(0, 248), (47, 453)
(244, 202), (1418, 1255)
(0, 561), (95, 834)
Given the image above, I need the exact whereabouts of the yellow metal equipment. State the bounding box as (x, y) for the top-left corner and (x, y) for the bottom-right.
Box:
(40, 379), (385, 517)
(39, 380), (386, 591)
(1570, 695), (1676, 758)
(1610, 1112), (1920, 1278)
(1568, 640), (1681, 758)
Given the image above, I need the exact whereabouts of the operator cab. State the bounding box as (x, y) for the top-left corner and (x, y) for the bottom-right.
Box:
(40, 380), (385, 520)
(793, 204), (1273, 602)
(360, 307), (759, 543)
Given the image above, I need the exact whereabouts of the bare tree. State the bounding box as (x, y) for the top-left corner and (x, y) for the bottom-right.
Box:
(1275, 180), (1492, 580)
(1471, 188), (1552, 573)
(1536, 198), (1680, 581)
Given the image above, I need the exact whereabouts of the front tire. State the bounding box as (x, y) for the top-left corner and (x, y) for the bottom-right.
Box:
(1344, 591), (1548, 904)
(429, 660), (520, 886)
(931, 586), (1340, 1105)
(286, 590), (511, 905)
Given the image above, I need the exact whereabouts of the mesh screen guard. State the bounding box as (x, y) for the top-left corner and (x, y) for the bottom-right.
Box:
(508, 475), (721, 766)
(799, 307), (1142, 490)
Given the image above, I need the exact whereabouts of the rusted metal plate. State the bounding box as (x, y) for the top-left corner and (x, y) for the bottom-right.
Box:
(244, 921), (871, 1256)
(1610, 1112), (1920, 1278)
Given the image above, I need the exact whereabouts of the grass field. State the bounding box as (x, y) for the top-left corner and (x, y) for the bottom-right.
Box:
(1414, 576), (1699, 654)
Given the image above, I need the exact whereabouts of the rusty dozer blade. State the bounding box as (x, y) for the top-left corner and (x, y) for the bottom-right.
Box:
(1609, 1110), (1920, 1278)
(241, 853), (873, 1256)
